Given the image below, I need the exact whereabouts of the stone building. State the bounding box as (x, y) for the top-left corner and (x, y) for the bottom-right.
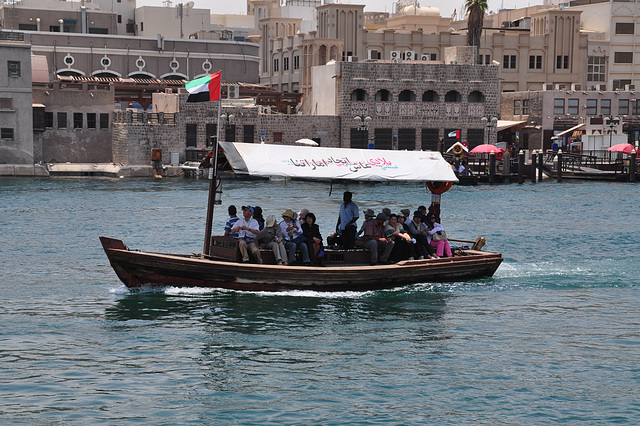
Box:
(0, 33), (33, 165)
(500, 89), (640, 151)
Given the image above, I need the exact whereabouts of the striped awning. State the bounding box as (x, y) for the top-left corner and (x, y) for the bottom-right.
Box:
(553, 123), (585, 138)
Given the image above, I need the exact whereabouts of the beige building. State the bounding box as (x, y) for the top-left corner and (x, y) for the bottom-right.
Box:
(0, 33), (33, 165)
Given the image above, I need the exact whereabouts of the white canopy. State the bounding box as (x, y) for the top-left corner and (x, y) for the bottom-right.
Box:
(220, 142), (458, 182)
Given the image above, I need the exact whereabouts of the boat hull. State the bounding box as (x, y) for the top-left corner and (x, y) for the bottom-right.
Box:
(100, 237), (502, 292)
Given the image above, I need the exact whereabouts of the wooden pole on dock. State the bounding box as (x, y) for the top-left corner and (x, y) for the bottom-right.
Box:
(489, 151), (496, 184)
(531, 150), (537, 184)
(631, 149), (637, 183)
(556, 149), (563, 183)
(518, 150), (525, 184)
(538, 151), (544, 181)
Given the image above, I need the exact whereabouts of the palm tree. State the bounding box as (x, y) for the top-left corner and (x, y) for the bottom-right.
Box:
(465, 0), (488, 51)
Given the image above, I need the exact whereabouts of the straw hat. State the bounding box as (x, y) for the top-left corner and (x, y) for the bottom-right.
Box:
(282, 209), (296, 220)
(265, 215), (276, 227)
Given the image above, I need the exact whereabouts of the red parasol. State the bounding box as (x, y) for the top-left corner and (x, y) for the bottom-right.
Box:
(470, 144), (505, 154)
(606, 143), (636, 155)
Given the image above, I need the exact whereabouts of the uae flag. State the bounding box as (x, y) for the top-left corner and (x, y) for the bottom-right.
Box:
(448, 130), (460, 138)
(185, 72), (221, 102)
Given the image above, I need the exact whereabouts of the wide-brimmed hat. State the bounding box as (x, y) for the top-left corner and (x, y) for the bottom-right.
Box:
(363, 208), (375, 217)
(376, 213), (387, 221)
(282, 209), (296, 220)
(265, 214), (276, 227)
(241, 205), (254, 213)
(400, 208), (411, 218)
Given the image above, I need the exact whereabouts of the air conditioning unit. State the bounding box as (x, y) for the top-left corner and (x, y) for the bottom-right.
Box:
(405, 50), (416, 61)
(367, 49), (380, 60)
(420, 53), (429, 61)
(347, 55), (353, 62)
(390, 50), (400, 61)
(570, 83), (581, 91)
(543, 83), (553, 91)
(597, 84), (606, 91)
(625, 84), (636, 91)
(227, 84), (240, 99)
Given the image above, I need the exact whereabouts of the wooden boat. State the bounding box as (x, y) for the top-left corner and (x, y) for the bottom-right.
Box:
(101, 142), (503, 292)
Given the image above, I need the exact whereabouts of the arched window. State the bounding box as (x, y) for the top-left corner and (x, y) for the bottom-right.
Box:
(445, 90), (461, 102)
(398, 90), (415, 102)
(468, 91), (485, 102)
(351, 89), (368, 101)
(375, 89), (391, 101)
(422, 90), (439, 102)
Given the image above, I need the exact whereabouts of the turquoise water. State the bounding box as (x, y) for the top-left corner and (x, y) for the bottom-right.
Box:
(1, 177), (639, 423)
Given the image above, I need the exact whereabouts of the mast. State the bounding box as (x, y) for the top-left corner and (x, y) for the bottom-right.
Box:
(203, 75), (223, 255)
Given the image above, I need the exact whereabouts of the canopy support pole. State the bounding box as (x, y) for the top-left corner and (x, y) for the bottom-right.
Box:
(203, 98), (222, 256)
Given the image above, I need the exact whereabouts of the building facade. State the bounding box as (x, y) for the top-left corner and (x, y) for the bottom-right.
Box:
(0, 33), (33, 165)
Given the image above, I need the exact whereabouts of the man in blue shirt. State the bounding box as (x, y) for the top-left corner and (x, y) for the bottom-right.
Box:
(224, 205), (239, 238)
(336, 191), (359, 249)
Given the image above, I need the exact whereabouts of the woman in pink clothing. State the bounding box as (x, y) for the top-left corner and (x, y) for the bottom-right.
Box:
(425, 212), (452, 258)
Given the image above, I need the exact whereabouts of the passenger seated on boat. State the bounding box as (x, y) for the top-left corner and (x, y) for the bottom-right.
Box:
(302, 212), (324, 266)
(364, 213), (394, 265)
(280, 209), (311, 266)
(224, 205), (240, 238)
(382, 208), (392, 226)
(384, 214), (416, 262)
(231, 205), (263, 264)
(405, 211), (437, 260)
(297, 208), (309, 225)
(357, 209), (375, 238)
(425, 212), (452, 258)
(257, 215), (288, 266)
(459, 160), (473, 176)
(252, 206), (265, 230)
(400, 209), (411, 222)
(329, 191), (359, 249)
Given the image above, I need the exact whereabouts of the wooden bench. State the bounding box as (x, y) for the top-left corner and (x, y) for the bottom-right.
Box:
(210, 236), (370, 265)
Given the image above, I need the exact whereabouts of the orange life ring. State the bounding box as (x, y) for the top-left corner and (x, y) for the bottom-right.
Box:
(452, 144), (464, 155)
(427, 181), (453, 195)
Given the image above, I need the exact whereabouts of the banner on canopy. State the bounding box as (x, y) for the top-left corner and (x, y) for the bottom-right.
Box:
(219, 142), (458, 182)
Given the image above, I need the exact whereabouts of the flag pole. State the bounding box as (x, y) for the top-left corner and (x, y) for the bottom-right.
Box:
(203, 72), (223, 255)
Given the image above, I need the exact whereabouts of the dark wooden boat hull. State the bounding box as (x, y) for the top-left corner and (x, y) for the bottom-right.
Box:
(100, 236), (502, 292)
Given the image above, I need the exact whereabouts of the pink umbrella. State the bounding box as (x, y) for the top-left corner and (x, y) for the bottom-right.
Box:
(470, 144), (505, 154)
(606, 143), (636, 154)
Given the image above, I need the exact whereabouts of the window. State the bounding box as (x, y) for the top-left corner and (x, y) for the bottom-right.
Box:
(479, 55), (490, 65)
(99, 113), (109, 129)
(514, 100), (521, 115)
(614, 52), (633, 64)
(283, 57), (289, 71)
(588, 57), (606, 82)
(586, 99), (597, 115)
(615, 22), (634, 35)
(619, 99), (629, 115)
(205, 123), (217, 146)
(243, 125), (255, 143)
(140, 22), (143, 31)
(57, 112), (67, 129)
(18, 24), (37, 31)
(503, 55), (516, 69)
(87, 113), (96, 129)
(0, 98), (12, 109)
(186, 123), (197, 147)
(421, 128), (439, 151)
(294, 55), (300, 70)
(397, 128), (416, 151)
(633, 100), (640, 115)
(554, 99), (565, 115)
(45, 112), (54, 128)
(601, 99), (611, 116)
(273, 132), (282, 142)
(1, 128), (14, 140)
(556, 55), (569, 69)
(375, 89), (391, 101)
(529, 55), (542, 69)
(522, 99), (530, 115)
(8, 61), (20, 77)
(117, 15), (122, 24)
(568, 99), (579, 115)
(430, 53), (437, 61)
(74, 113), (83, 129)
(273, 58), (279, 72)
(88, 28), (108, 34)
(613, 79), (632, 90)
